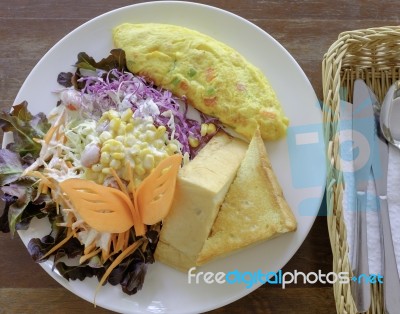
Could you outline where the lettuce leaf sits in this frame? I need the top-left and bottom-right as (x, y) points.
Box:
(1, 178), (36, 236)
(0, 101), (50, 157)
(75, 49), (126, 72)
(0, 149), (23, 185)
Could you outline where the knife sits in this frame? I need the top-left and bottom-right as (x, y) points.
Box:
(351, 79), (374, 313)
(369, 83), (400, 314)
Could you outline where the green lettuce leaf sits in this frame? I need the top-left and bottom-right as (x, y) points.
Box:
(1, 178), (35, 235)
(75, 49), (126, 72)
(0, 149), (23, 185)
(0, 101), (50, 157)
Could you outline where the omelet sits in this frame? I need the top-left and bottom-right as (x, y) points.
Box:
(112, 23), (289, 141)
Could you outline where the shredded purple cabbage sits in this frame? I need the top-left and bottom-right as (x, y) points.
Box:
(77, 69), (219, 158)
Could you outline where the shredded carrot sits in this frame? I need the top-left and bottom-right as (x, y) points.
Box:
(95, 238), (145, 303)
(26, 171), (54, 189)
(80, 247), (102, 264)
(84, 240), (96, 256)
(110, 168), (129, 196)
(41, 231), (74, 260)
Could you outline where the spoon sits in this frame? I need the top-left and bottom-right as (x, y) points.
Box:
(380, 81), (400, 148)
(378, 81), (400, 314)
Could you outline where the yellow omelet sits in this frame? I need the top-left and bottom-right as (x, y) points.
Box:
(112, 23), (289, 141)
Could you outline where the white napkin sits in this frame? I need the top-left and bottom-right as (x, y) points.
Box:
(340, 100), (400, 278)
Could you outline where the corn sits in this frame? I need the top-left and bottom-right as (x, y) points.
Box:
(102, 139), (123, 152)
(139, 142), (148, 149)
(117, 123), (126, 135)
(166, 143), (178, 154)
(207, 123), (217, 135)
(135, 165), (145, 176)
(86, 108), (185, 185)
(102, 167), (111, 174)
(111, 152), (125, 160)
(126, 123), (134, 132)
(110, 118), (121, 133)
(91, 163), (103, 172)
(129, 144), (140, 156)
(143, 154), (155, 170)
(99, 131), (112, 143)
(188, 136), (199, 148)
(145, 130), (155, 141)
(100, 152), (111, 165)
(154, 139), (164, 149)
(124, 135), (136, 147)
(110, 159), (122, 170)
(156, 125), (166, 138)
(121, 108), (133, 122)
(140, 148), (152, 158)
(115, 135), (125, 143)
(200, 123), (208, 137)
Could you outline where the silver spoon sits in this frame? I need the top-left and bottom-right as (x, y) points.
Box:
(377, 81), (400, 314)
(381, 81), (400, 149)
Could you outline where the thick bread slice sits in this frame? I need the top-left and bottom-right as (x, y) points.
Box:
(197, 129), (297, 265)
(154, 131), (248, 271)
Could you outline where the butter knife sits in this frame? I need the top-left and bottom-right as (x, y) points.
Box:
(370, 83), (400, 314)
(351, 79), (374, 313)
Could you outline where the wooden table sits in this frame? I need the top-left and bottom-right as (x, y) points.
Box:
(1, 1), (399, 313)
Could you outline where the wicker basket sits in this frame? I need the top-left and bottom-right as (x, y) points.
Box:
(322, 26), (400, 314)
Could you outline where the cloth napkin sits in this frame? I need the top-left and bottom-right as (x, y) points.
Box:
(340, 100), (400, 278)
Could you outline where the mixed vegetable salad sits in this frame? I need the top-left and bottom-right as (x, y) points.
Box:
(0, 49), (219, 296)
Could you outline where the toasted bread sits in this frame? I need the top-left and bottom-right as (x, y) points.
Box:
(154, 131), (248, 271)
(155, 129), (296, 271)
(196, 129), (297, 265)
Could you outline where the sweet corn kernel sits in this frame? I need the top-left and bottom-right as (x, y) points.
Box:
(156, 125), (166, 138)
(117, 123), (126, 135)
(108, 110), (119, 119)
(102, 139), (123, 152)
(99, 131), (112, 143)
(91, 163), (103, 172)
(100, 152), (111, 165)
(124, 135), (136, 147)
(102, 167), (111, 174)
(110, 159), (122, 169)
(139, 148), (152, 158)
(200, 123), (208, 137)
(146, 124), (157, 132)
(207, 123), (217, 135)
(143, 154), (155, 170)
(139, 142), (148, 149)
(112, 152), (125, 160)
(166, 143), (178, 154)
(129, 144), (140, 156)
(115, 135), (125, 143)
(110, 118), (121, 133)
(188, 136), (199, 148)
(135, 165), (145, 176)
(126, 123), (134, 132)
(145, 130), (155, 141)
(121, 108), (133, 122)
(153, 139), (164, 149)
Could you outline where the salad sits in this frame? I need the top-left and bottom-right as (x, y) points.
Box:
(0, 49), (219, 297)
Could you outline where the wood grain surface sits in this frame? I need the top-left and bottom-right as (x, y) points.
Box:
(1, 1), (400, 313)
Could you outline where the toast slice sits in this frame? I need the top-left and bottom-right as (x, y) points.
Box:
(196, 129), (297, 265)
(154, 131), (248, 271)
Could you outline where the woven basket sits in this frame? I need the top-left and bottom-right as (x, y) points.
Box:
(322, 26), (400, 314)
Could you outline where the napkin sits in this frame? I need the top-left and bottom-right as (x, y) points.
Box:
(340, 100), (400, 278)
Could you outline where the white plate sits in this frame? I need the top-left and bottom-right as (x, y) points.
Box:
(13, 1), (326, 313)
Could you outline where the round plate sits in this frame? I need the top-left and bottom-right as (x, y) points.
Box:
(14, 1), (326, 313)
